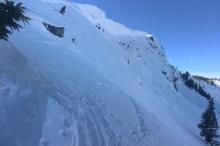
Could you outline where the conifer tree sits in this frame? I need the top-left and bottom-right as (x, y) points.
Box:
(0, 0), (30, 40)
(198, 98), (219, 146)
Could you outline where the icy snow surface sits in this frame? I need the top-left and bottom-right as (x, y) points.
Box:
(0, 0), (219, 146)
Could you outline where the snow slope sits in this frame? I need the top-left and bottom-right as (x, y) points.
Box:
(0, 0), (219, 146)
(215, 80), (220, 87)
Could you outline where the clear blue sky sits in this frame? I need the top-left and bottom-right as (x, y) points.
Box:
(73, 0), (220, 77)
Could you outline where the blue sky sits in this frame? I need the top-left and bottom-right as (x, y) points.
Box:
(73, 0), (220, 77)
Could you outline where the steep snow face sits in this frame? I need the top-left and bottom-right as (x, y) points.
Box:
(0, 41), (49, 146)
(0, 0), (219, 146)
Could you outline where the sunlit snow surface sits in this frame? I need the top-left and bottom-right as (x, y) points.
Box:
(0, 0), (219, 146)
(215, 81), (220, 87)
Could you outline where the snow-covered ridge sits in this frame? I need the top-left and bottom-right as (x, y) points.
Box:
(0, 0), (220, 146)
(75, 3), (147, 36)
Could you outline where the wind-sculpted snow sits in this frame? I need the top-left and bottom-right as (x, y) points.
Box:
(0, 0), (219, 146)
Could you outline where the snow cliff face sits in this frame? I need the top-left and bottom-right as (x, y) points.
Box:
(0, 0), (219, 146)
